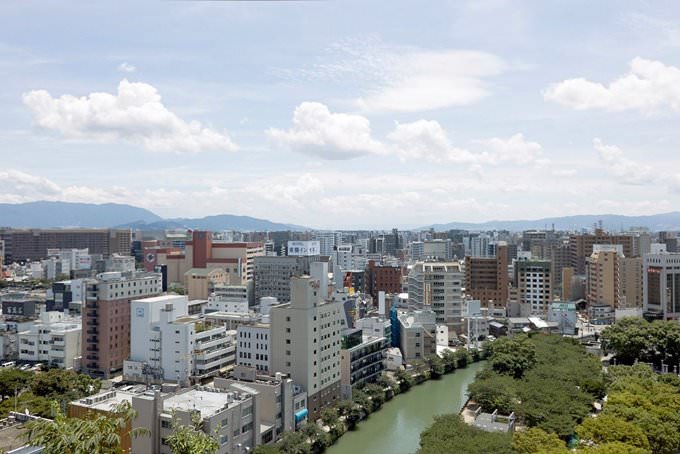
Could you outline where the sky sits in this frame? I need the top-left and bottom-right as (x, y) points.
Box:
(2, 0), (680, 229)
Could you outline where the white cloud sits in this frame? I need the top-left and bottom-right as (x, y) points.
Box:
(387, 122), (544, 166)
(22, 79), (238, 153)
(278, 38), (505, 113)
(475, 133), (545, 165)
(544, 57), (680, 112)
(593, 138), (652, 185)
(552, 169), (577, 177)
(387, 120), (476, 163)
(117, 62), (136, 73)
(357, 50), (504, 113)
(266, 102), (384, 159)
(0, 169), (61, 202)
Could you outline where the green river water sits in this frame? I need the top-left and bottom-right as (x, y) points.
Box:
(326, 360), (485, 454)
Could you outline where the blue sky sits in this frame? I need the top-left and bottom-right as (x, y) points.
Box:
(2, 0), (680, 229)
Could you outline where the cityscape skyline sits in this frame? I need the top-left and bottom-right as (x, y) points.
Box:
(2, 1), (680, 229)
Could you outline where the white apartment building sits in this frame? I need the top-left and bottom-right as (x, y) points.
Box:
(408, 261), (465, 337)
(335, 244), (353, 270)
(105, 254), (136, 273)
(236, 323), (271, 373)
(270, 274), (344, 420)
(207, 284), (250, 314)
(18, 311), (81, 369)
(125, 295), (236, 385)
(644, 251), (680, 320)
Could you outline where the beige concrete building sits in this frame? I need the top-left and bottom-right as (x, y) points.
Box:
(586, 245), (623, 309)
(397, 309), (437, 362)
(269, 274), (343, 420)
(621, 256), (643, 308)
(184, 267), (228, 300)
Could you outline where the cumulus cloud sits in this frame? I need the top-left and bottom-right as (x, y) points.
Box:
(0, 169), (61, 202)
(544, 57), (680, 112)
(266, 102), (385, 159)
(593, 138), (652, 185)
(387, 120), (476, 163)
(22, 79), (238, 153)
(387, 121), (544, 166)
(117, 62), (136, 73)
(475, 133), (545, 165)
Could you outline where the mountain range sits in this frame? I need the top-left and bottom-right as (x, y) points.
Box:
(2, 201), (680, 232)
(0, 201), (305, 231)
(424, 213), (680, 232)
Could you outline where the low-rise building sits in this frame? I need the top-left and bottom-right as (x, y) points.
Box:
(397, 309), (437, 362)
(17, 311), (81, 369)
(216, 368), (308, 444)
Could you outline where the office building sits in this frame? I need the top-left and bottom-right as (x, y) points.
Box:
(514, 260), (553, 316)
(253, 255), (318, 304)
(236, 323), (271, 374)
(644, 251), (680, 320)
(184, 267), (228, 300)
(270, 274), (344, 419)
(464, 243), (509, 307)
(124, 295), (236, 385)
(365, 260), (402, 300)
(408, 261), (465, 337)
(206, 284), (250, 313)
(315, 232), (342, 256)
(81, 271), (163, 378)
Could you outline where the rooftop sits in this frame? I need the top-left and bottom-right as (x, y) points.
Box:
(163, 388), (252, 419)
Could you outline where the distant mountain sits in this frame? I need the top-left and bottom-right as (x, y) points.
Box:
(0, 201), (162, 228)
(117, 214), (306, 232)
(424, 212), (680, 232)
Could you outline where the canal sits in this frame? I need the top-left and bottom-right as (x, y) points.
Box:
(327, 360), (485, 454)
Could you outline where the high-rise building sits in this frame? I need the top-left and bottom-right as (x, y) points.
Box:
(464, 244), (509, 307)
(254, 255), (319, 303)
(408, 261), (465, 336)
(621, 257), (643, 308)
(0, 228), (131, 264)
(365, 260), (402, 300)
(514, 260), (553, 316)
(586, 245), (623, 310)
(644, 251), (680, 320)
(81, 271), (162, 378)
(568, 230), (635, 274)
(270, 275), (344, 420)
(315, 232), (342, 256)
(236, 323), (271, 374)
